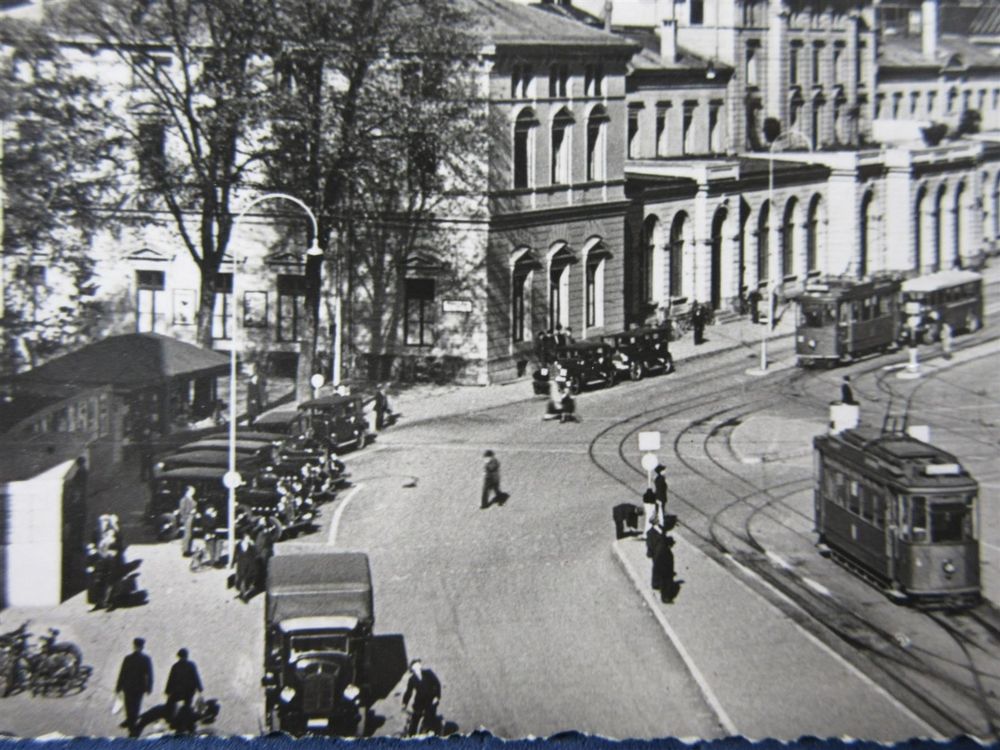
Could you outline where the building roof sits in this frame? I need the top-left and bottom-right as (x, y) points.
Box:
(880, 33), (1000, 70)
(625, 29), (725, 73)
(16, 333), (229, 392)
(461, 0), (637, 50)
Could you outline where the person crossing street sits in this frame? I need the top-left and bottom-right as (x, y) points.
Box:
(115, 637), (153, 737)
(481, 450), (503, 509)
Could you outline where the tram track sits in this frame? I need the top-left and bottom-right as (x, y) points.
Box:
(585, 348), (1000, 739)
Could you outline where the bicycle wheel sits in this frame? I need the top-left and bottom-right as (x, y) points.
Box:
(42, 646), (82, 693)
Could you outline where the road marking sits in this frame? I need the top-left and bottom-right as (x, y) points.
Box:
(327, 483), (363, 547)
(803, 577), (832, 597)
(689, 535), (942, 740)
(613, 543), (738, 737)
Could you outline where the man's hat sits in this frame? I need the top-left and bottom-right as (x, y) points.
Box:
(483, 449), (494, 457)
(134, 637), (145, 648)
(654, 464), (665, 473)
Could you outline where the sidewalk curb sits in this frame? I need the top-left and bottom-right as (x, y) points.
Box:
(610, 539), (738, 738)
(392, 329), (797, 430)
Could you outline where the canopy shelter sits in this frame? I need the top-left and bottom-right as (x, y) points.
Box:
(14, 333), (229, 439)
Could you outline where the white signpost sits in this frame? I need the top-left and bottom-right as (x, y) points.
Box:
(638, 432), (661, 488)
(310, 373), (325, 399)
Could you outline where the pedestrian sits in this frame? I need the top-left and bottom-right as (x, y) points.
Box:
(748, 287), (761, 324)
(165, 648), (203, 732)
(374, 384), (389, 430)
(116, 637), (154, 737)
(653, 464), (668, 519)
(253, 516), (280, 590)
(178, 486), (197, 557)
(234, 532), (256, 601)
(692, 301), (706, 345)
(544, 378), (562, 421)
(553, 324), (567, 348)
(840, 375), (856, 406)
(481, 450), (502, 509)
(652, 534), (678, 603)
(560, 385), (577, 423)
(942, 321), (953, 360)
(564, 326), (575, 344)
(612, 503), (644, 539)
(646, 516), (665, 562)
(402, 659), (441, 736)
(84, 543), (104, 609)
(246, 363), (263, 425)
(641, 487), (659, 538)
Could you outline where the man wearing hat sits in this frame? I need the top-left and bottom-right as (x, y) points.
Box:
(165, 648), (203, 730)
(116, 637), (153, 737)
(654, 464), (668, 518)
(481, 450), (502, 509)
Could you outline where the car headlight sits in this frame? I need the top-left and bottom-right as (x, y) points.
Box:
(808, 339), (817, 349)
(155, 462), (165, 471)
(343, 684), (360, 701)
(942, 559), (956, 577)
(280, 686), (296, 703)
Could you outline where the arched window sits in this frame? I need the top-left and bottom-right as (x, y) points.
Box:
(513, 109), (537, 189)
(551, 108), (574, 185)
(642, 216), (659, 302)
(914, 187), (927, 272)
(511, 248), (540, 344)
(859, 190), (874, 277)
(549, 243), (574, 330)
(710, 207), (727, 310)
(587, 106), (608, 182)
(669, 213), (688, 298)
(781, 197), (798, 279)
(933, 185), (946, 272)
(584, 238), (610, 330)
(806, 195), (822, 272)
(757, 201), (770, 284)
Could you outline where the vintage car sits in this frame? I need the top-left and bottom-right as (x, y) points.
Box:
(148, 466), (313, 541)
(532, 340), (617, 395)
(297, 395), (369, 452)
(152, 448), (268, 478)
(602, 326), (675, 381)
(263, 550), (374, 736)
(170, 438), (276, 460)
(206, 430), (288, 444)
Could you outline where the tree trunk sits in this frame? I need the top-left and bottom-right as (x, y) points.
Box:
(196, 281), (216, 349)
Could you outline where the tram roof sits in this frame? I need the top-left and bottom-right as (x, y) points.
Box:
(901, 270), (983, 293)
(818, 428), (977, 488)
(800, 275), (901, 301)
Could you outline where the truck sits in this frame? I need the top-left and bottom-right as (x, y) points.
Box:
(262, 549), (374, 735)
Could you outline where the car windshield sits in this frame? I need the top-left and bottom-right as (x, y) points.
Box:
(290, 634), (349, 653)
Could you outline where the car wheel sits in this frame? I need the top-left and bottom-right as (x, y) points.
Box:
(663, 354), (674, 374)
(568, 377), (581, 395)
(628, 361), (643, 381)
(605, 369), (615, 389)
(966, 313), (981, 333)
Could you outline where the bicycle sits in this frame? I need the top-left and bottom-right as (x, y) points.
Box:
(0, 623), (87, 697)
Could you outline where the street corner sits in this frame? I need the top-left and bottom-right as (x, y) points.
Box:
(729, 415), (825, 467)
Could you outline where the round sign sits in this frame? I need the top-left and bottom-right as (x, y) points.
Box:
(222, 470), (243, 489)
(310, 373), (325, 390)
(640, 453), (660, 472)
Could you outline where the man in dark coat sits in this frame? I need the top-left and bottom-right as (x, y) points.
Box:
(612, 503), (644, 539)
(840, 375), (856, 406)
(481, 450), (502, 509)
(692, 301), (706, 345)
(165, 648), (203, 730)
(654, 464), (668, 516)
(402, 659), (441, 736)
(116, 638), (154, 737)
(373, 385), (389, 430)
(653, 535), (677, 602)
(748, 288), (762, 324)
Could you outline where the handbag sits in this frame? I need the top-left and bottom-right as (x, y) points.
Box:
(111, 695), (123, 716)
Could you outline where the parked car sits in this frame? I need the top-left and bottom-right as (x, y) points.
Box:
(152, 449), (268, 478)
(297, 395), (369, 452)
(532, 340), (616, 395)
(603, 326), (674, 381)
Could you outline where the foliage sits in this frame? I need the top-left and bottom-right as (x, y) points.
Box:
(0, 18), (124, 374)
(259, 0), (488, 366)
(61, 0), (274, 346)
(921, 122), (949, 147)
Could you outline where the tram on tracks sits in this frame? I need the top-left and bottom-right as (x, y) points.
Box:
(814, 427), (981, 608)
(901, 269), (984, 344)
(795, 276), (902, 366)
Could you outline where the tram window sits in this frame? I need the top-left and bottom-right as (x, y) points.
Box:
(911, 496), (928, 542)
(802, 305), (830, 327)
(873, 494), (885, 529)
(930, 502), (968, 542)
(861, 487), (875, 523)
(848, 480), (860, 514)
(874, 296), (886, 317)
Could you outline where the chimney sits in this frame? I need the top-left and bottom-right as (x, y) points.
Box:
(921, 0), (938, 61)
(661, 18), (678, 63)
(604, 0), (613, 32)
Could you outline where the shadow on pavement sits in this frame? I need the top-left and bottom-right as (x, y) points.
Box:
(367, 633), (408, 702)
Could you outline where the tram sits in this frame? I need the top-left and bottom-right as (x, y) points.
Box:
(813, 427), (980, 607)
(901, 269), (984, 343)
(795, 276), (902, 366)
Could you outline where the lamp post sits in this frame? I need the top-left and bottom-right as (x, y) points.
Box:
(225, 193), (321, 564)
(760, 127), (812, 372)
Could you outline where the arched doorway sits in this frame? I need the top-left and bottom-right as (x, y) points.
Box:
(914, 186), (927, 272)
(781, 197), (799, 279)
(933, 185), (946, 272)
(806, 194), (823, 273)
(710, 207), (727, 310)
(859, 190), (874, 277)
(668, 212), (689, 299)
(756, 201), (770, 284)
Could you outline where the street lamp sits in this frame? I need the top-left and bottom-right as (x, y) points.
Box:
(226, 193), (320, 564)
(759, 127), (813, 373)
